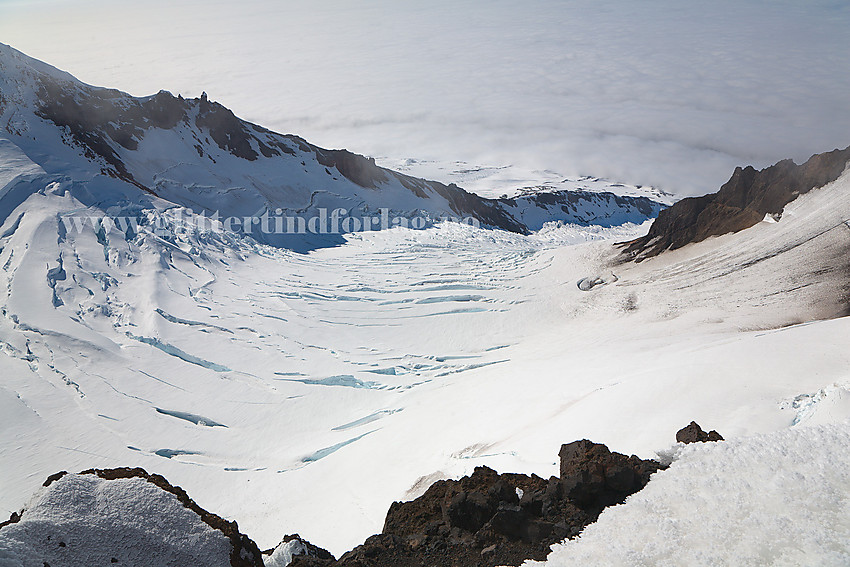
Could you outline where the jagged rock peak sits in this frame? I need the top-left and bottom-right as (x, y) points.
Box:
(620, 145), (850, 261)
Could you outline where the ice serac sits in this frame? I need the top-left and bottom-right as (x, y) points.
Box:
(0, 467), (264, 567)
(620, 145), (850, 261)
(0, 42), (662, 250)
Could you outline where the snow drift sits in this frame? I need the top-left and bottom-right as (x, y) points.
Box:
(0, 468), (263, 567)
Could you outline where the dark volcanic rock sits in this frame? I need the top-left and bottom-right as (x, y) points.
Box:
(676, 421), (724, 444)
(558, 440), (662, 511)
(299, 442), (665, 567)
(315, 148), (389, 188)
(0, 511), (19, 529)
(196, 94), (260, 161)
(621, 146), (850, 261)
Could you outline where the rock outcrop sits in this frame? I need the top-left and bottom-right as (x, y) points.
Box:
(676, 421), (724, 444)
(290, 441), (665, 567)
(620, 146), (850, 261)
(265, 534), (336, 566)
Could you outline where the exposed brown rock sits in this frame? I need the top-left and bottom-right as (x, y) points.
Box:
(676, 422), (724, 444)
(294, 441), (665, 567)
(314, 148), (389, 188)
(558, 439), (662, 510)
(620, 146), (850, 261)
(42, 471), (69, 487)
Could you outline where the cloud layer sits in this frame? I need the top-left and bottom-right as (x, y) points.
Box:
(2, 0), (849, 196)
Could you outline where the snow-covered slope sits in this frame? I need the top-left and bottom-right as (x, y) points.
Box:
(525, 422), (850, 567)
(382, 156), (675, 203)
(0, 42), (662, 252)
(0, 468), (263, 567)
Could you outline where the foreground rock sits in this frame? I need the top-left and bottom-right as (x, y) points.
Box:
(1, 428), (716, 567)
(0, 467), (263, 567)
(291, 441), (665, 567)
(620, 145), (850, 261)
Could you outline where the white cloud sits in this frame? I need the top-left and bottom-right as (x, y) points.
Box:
(1, 0), (849, 196)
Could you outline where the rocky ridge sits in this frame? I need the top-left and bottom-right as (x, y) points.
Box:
(620, 146), (850, 261)
(297, 441), (663, 567)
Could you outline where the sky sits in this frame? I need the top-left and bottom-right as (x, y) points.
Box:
(1, 0), (849, 197)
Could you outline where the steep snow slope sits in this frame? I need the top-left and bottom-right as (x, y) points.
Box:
(525, 422), (850, 567)
(0, 42), (662, 252)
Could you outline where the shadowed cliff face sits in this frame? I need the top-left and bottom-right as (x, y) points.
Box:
(620, 146), (850, 261)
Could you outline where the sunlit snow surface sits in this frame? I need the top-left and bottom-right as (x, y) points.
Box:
(1, 137), (850, 556)
(525, 422), (850, 567)
(379, 157), (676, 202)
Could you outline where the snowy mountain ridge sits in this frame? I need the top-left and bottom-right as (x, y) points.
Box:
(0, 42), (663, 252)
